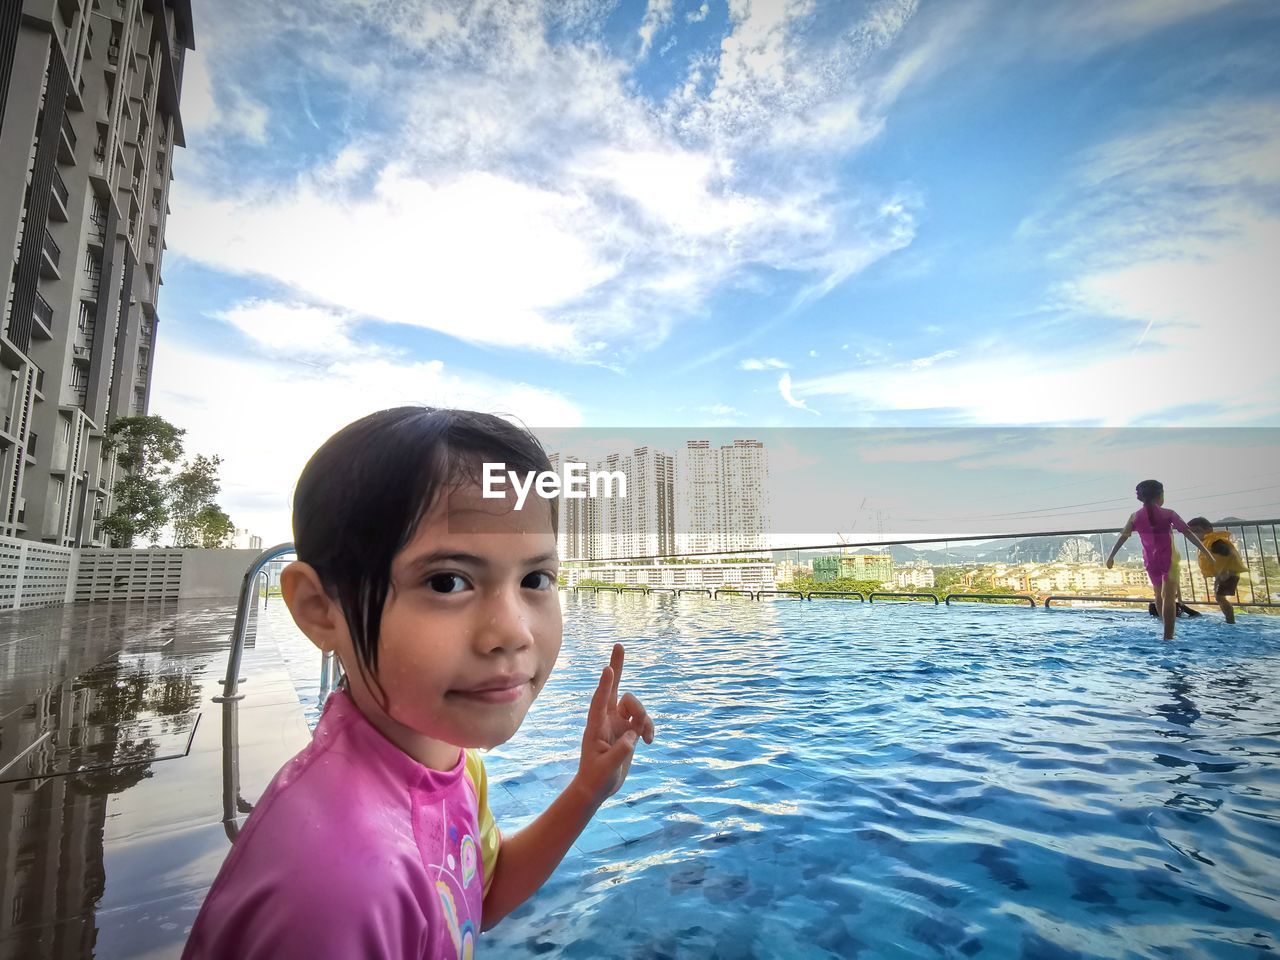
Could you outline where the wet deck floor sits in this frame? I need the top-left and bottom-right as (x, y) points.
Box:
(0, 598), (311, 959)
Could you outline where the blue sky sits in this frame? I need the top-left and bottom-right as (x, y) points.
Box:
(152, 0), (1280, 541)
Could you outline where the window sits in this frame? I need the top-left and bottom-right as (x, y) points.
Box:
(61, 417), (72, 444)
(70, 366), (87, 389)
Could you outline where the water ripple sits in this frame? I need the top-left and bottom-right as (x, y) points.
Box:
(265, 594), (1280, 958)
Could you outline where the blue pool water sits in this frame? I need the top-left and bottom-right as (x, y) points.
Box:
(264, 594), (1280, 958)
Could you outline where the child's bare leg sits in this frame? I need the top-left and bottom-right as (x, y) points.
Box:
(1160, 579), (1177, 640)
(1216, 585), (1235, 624)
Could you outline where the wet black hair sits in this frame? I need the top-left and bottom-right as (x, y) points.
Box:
(1135, 479), (1163, 528)
(292, 406), (556, 678)
(1188, 516), (1212, 529)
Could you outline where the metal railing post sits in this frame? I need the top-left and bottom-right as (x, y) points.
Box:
(213, 542), (295, 703)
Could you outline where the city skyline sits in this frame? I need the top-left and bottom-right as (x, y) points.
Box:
(550, 437), (769, 560)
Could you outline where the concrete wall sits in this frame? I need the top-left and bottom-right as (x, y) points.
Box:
(177, 548), (263, 599)
(0, 543), (272, 609)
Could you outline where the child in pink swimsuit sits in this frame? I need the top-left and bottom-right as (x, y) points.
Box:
(183, 408), (655, 959)
(1106, 479), (1214, 641)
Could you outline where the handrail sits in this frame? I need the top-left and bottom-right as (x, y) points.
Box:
(1044, 595), (1152, 609)
(560, 517), (1280, 563)
(869, 592), (939, 604)
(756, 589), (805, 599)
(806, 591), (864, 600)
(677, 588), (712, 597)
(214, 542), (295, 702)
(646, 586), (676, 594)
(945, 593), (1035, 607)
(713, 588), (754, 599)
(619, 586), (647, 594)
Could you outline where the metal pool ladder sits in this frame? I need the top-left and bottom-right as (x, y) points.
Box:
(214, 542), (297, 702)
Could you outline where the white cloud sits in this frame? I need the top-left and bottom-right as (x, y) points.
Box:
(166, 0), (921, 364)
(639, 0), (675, 57)
(668, 0), (913, 151)
(149, 340), (583, 543)
(687, 3), (710, 23)
(808, 349), (818, 357)
(907, 349), (956, 370)
(181, 47), (269, 143)
(793, 97), (1280, 427)
(704, 403), (743, 417)
(217, 300), (366, 358)
(169, 169), (619, 359)
(874, 0), (1244, 105)
(740, 357), (789, 370)
(778, 371), (818, 415)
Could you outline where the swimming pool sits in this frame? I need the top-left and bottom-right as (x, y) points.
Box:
(263, 594), (1280, 958)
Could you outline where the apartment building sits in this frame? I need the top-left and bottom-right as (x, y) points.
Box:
(0, 0), (193, 545)
(675, 438), (770, 556)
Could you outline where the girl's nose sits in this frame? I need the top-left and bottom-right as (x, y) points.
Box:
(475, 587), (534, 653)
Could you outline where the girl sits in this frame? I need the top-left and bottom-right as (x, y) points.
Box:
(184, 407), (655, 959)
(1106, 479), (1214, 641)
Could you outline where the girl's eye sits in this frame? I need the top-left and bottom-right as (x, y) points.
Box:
(522, 571), (555, 590)
(427, 573), (469, 594)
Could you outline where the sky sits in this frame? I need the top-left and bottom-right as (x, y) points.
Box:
(151, 0), (1280, 544)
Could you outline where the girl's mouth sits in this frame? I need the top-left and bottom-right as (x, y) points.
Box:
(450, 676), (533, 704)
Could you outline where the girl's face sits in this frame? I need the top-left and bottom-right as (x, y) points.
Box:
(342, 481), (562, 766)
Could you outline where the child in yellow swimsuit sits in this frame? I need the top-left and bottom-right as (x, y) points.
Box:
(1187, 518), (1246, 623)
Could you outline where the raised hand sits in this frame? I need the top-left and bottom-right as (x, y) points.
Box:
(574, 643), (655, 807)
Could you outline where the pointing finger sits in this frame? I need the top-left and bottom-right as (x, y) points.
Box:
(588, 665), (613, 733)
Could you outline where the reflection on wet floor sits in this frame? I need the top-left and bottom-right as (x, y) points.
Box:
(0, 598), (310, 960)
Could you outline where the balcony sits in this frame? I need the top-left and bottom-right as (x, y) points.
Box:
(72, 343), (92, 363)
(32, 364), (45, 394)
(58, 114), (77, 164)
(39, 230), (61, 278)
(32, 292), (54, 340)
(49, 169), (70, 221)
(107, 43), (120, 68)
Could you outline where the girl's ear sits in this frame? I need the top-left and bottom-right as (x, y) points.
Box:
(281, 561), (345, 653)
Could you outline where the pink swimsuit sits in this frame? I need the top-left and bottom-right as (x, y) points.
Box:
(183, 687), (500, 959)
(1133, 505), (1193, 587)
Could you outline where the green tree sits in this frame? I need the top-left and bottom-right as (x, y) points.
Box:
(99, 473), (168, 546)
(99, 416), (186, 546)
(193, 504), (236, 548)
(169, 454), (224, 547)
(933, 566), (966, 590)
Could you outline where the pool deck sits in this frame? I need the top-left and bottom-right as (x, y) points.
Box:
(0, 598), (311, 960)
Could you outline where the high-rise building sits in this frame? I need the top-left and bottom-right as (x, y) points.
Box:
(675, 440), (718, 555)
(548, 446), (675, 560)
(718, 439), (768, 553)
(547, 452), (591, 561)
(676, 438), (769, 555)
(591, 446), (673, 560)
(1, 0), (194, 546)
